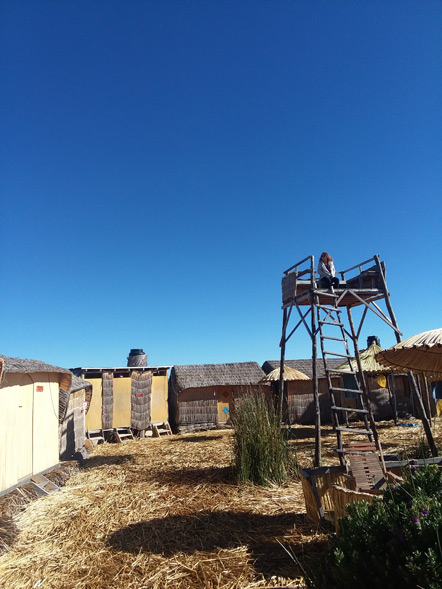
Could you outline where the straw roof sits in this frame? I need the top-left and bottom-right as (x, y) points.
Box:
(337, 341), (397, 374)
(0, 354), (72, 391)
(260, 365), (310, 382)
(170, 362), (267, 393)
(376, 328), (442, 374)
(59, 374), (93, 423)
(262, 359), (342, 380)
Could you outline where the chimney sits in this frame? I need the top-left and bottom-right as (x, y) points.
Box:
(127, 349), (148, 367)
(367, 335), (380, 348)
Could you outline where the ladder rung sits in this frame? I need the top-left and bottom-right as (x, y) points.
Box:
(321, 335), (345, 342)
(314, 290), (338, 298)
(330, 386), (362, 394)
(328, 368), (357, 374)
(323, 350), (352, 358)
(317, 305), (341, 312)
(319, 320), (344, 327)
(335, 427), (373, 435)
(335, 448), (375, 454)
(331, 406), (368, 414)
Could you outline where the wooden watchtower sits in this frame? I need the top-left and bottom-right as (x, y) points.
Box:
(279, 254), (436, 467)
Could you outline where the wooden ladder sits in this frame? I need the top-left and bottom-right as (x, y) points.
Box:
(113, 427), (135, 442)
(30, 474), (59, 496)
(151, 422), (173, 437)
(315, 289), (381, 466)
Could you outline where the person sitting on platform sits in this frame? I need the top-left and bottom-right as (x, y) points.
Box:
(317, 252), (340, 289)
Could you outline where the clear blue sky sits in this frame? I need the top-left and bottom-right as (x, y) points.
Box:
(1, 0), (441, 369)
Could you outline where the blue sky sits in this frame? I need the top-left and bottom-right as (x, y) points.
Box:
(1, 0), (441, 369)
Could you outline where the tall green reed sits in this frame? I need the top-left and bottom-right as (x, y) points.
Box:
(231, 390), (293, 486)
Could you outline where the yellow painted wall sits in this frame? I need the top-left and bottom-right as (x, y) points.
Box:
(85, 378), (103, 430)
(17, 382), (33, 481)
(0, 372), (60, 494)
(113, 376), (131, 427)
(0, 375), (22, 491)
(85, 372), (169, 431)
(151, 375), (168, 423)
(33, 375), (59, 475)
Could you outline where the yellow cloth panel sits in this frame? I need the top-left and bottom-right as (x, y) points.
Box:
(85, 378), (103, 430)
(151, 375), (168, 423)
(113, 376), (131, 427)
(437, 399), (442, 417)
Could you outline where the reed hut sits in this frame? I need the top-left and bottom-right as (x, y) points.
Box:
(262, 359), (342, 424)
(59, 374), (92, 460)
(0, 354), (72, 495)
(338, 339), (416, 420)
(73, 362), (170, 439)
(169, 362), (269, 433)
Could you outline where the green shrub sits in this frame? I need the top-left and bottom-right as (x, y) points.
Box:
(231, 390), (293, 486)
(326, 464), (442, 588)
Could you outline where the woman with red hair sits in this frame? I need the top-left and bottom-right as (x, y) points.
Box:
(317, 252), (340, 289)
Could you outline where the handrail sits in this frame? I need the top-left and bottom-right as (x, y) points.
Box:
(284, 254), (382, 281)
(283, 255), (314, 276)
(339, 256), (376, 277)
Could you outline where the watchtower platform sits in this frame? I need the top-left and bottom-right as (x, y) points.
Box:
(282, 256), (388, 309)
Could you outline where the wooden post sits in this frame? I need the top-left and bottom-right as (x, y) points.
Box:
(278, 307), (287, 421)
(409, 372), (437, 456)
(311, 255), (321, 467)
(387, 374), (398, 424)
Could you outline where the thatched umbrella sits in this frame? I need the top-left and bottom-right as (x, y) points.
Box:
(376, 329), (441, 457)
(260, 365), (310, 383)
(376, 328), (442, 374)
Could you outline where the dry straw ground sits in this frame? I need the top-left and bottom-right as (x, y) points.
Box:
(0, 419), (440, 589)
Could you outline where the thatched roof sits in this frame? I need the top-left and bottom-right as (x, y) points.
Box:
(170, 362), (267, 393)
(262, 359), (343, 380)
(338, 341), (396, 374)
(260, 365), (310, 382)
(59, 374), (93, 423)
(376, 328), (442, 374)
(0, 355), (72, 391)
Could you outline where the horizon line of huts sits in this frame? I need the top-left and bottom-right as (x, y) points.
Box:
(0, 346), (434, 496)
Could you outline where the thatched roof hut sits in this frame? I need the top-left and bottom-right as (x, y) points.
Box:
(337, 341), (419, 420)
(0, 355), (72, 390)
(262, 358), (343, 380)
(260, 365), (310, 382)
(169, 362), (268, 433)
(73, 364), (170, 438)
(337, 341), (395, 374)
(172, 362), (266, 391)
(0, 354), (73, 494)
(262, 359), (343, 425)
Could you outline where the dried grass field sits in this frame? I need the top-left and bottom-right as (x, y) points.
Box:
(0, 419), (440, 589)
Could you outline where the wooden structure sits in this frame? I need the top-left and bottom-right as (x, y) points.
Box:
(0, 354), (72, 495)
(262, 359), (342, 424)
(337, 340), (416, 422)
(59, 374), (93, 459)
(168, 362), (269, 433)
(73, 364), (170, 440)
(280, 254), (435, 468)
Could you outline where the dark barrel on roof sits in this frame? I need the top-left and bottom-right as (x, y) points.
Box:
(127, 349), (148, 367)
